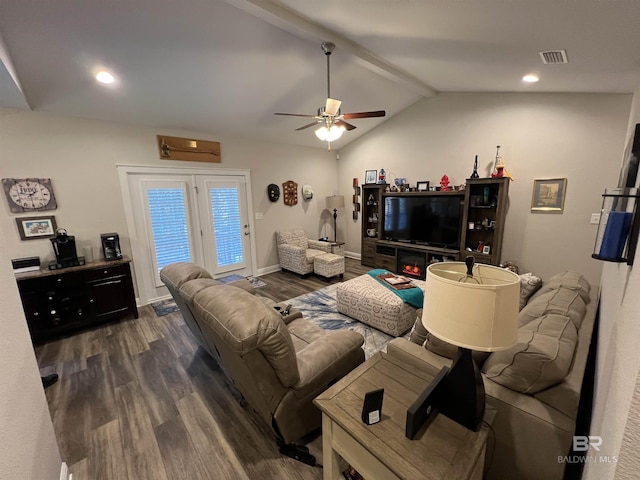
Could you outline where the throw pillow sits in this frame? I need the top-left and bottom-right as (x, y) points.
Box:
(519, 272), (542, 310)
(482, 313), (578, 394)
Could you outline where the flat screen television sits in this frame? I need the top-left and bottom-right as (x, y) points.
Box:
(383, 195), (462, 249)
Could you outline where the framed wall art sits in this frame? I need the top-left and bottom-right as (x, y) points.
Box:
(16, 215), (57, 241)
(365, 170), (377, 184)
(531, 178), (567, 213)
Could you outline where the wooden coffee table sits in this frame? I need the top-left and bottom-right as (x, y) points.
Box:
(314, 352), (495, 480)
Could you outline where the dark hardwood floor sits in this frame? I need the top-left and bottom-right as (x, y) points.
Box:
(35, 258), (369, 480)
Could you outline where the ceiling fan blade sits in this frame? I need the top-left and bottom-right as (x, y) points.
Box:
(342, 110), (386, 119)
(335, 120), (357, 131)
(274, 112), (317, 118)
(325, 98), (341, 116)
(295, 121), (322, 131)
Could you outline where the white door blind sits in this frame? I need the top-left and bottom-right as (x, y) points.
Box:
(147, 188), (192, 272)
(209, 187), (243, 267)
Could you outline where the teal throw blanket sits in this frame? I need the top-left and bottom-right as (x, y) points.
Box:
(367, 269), (424, 309)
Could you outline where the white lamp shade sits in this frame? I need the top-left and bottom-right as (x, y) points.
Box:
(422, 262), (520, 351)
(315, 124), (345, 142)
(326, 195), (345, 209)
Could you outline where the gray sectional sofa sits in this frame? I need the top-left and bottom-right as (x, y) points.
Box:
(386, 271), (597, 480)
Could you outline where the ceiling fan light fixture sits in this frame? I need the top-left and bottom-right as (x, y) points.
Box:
(315, 124), (345, 142)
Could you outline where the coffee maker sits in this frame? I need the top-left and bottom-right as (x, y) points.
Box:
(101, 233), (122, 260)
(49, 228), (83, 269)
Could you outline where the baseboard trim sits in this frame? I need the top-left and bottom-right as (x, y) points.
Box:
(256, 264), (282, 276)
(345, 251), (361, 260)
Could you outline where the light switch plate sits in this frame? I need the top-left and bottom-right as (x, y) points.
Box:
(255, 212), (264, 220)
(590, 213), (601, 224)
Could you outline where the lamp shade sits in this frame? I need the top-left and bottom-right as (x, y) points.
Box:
(422, 262), (519, 352)
(326, 195), (345, 209)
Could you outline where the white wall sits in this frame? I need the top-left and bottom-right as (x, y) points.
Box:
(0, 108), (340, 295)
(337, 92), (631, 287)
(585, 86), (640, 479)
(0, 229), (61, 479)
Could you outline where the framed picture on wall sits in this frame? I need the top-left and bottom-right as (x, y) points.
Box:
(365, 170), (377, 184)
(531, 178), (567, 213)
(16, 215), (57, 241)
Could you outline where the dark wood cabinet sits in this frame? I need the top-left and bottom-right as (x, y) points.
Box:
(15, 257), (138, 343)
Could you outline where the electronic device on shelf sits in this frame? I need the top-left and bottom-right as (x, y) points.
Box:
(101, 233), (123, 260)
(49, 229), (82, 269)
(12, 256), (41, 273)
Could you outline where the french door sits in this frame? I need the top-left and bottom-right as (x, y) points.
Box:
(118, 166), (256, 303)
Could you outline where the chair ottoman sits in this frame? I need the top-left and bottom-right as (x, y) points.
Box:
(336, 274), (425, 337)
(314, 253), (345, 279)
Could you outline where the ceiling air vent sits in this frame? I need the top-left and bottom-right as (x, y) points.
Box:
(539, 50), (568, 64)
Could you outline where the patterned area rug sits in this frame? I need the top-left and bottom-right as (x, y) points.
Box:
(285, 284), (410, 358)
(219, 274), (267, 288)
(152, 283), (407, 355)
(151, 298), (180, 317)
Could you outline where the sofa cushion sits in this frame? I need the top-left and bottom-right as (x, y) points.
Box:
(192, 285), (300, 387)
(532, 271), (590, 304)
(482, 313), (578, 394)
(518, 273), (542, 310)
(519, 287), (587, 330)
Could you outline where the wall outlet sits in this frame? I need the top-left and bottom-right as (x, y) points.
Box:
(590, 213), (601, 224)
(255, 212), (264, 220)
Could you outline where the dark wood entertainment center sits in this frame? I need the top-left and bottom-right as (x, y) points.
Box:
(361, 178), (509, 277)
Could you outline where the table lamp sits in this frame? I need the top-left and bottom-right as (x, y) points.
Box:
(326, 195), (345, 242)
(409, 258), (519, 434)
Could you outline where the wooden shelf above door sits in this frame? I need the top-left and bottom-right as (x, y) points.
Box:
(156, 135), (221, 163)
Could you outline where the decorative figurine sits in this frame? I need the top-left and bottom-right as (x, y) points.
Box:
(378, 169), (387, 184)
(491, 145), (514, 180)
(470, 155), (480, 179)
(440, 174), (450, 191)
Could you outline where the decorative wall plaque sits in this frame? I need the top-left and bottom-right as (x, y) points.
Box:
(283, 180), (298, 206)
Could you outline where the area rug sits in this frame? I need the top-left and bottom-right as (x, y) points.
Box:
(285, 284), (410, 358)
(151, 298), (180, 317)
(219, 274), (267, 288)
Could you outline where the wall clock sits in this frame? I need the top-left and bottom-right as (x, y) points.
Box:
(2, 178), (58, 213)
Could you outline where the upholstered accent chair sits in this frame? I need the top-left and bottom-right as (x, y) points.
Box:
(276, 229), (331, 275)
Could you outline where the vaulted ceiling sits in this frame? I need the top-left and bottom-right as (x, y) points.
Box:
(1, 0), (639, 149)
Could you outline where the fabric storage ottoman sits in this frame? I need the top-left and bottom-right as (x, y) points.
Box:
(336, 274), (424, 337)
(314, 253), (345, 279)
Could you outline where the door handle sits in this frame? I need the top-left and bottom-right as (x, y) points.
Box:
(244, 224), (250, 236)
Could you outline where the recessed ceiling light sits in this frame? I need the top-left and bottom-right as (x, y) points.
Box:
(95, 71), (115, 84)
(522, 74), (539, 83)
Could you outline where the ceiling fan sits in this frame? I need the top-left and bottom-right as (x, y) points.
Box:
(274, 42), (386, 150)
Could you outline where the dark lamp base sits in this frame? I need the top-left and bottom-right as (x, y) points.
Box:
(405, 347), (485, 438)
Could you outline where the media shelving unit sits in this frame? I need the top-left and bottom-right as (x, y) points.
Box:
(360, 178), (509, 274)
(460, 177), (509, 266)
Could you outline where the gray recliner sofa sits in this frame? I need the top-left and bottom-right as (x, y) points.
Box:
(160, 262), (365, 459)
